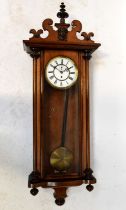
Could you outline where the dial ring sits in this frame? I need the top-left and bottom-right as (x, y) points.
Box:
(45, 56), (78, 89)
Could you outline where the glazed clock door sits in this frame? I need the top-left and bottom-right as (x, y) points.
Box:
(42, 50), (81, 179)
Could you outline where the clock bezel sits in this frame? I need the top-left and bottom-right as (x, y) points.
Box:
(45, 56), (78, 90)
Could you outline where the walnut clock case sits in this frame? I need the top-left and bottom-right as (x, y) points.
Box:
(23, 2), (101, 206)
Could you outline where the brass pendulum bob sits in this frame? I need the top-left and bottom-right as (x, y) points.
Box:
(50, 89), (73, 171)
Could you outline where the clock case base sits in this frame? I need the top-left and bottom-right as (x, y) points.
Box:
(28, 168), (96, 205)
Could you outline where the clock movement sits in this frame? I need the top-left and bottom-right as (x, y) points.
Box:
(23, 2), (101, 205)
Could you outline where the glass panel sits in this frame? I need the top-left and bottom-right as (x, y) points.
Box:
(43, 80), (80, 178)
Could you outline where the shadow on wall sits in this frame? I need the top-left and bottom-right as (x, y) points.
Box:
(0, 96), (33, 176)
(88, 52), (102, 168)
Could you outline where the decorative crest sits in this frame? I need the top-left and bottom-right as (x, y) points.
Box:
(27, 2), (100, 46)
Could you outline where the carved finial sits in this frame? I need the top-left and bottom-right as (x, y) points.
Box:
(55, 3), (70, 41)
(57, 2), (69, 23)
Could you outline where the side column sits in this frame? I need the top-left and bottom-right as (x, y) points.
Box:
(83, 50), (96, 191)
(28, 49), (41, 195)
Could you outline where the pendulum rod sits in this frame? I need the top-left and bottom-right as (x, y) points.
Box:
(61, 89), (69, 147)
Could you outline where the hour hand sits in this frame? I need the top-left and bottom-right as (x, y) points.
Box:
(55, 66), (63, 73)
(65, 66), (73, 72)
(55, 66), (60, 71)
(59, 71), (63, 74)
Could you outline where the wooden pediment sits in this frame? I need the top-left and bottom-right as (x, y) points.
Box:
(23, 2), (101, 56)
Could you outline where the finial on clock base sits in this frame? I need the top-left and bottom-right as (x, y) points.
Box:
(30, 188), (39, 196)
(86, 184), (94, 192)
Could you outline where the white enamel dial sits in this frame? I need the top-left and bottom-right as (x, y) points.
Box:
(45, 56), (78, 89)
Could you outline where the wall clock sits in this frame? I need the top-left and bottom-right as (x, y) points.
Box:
(23, 2), (101, 206)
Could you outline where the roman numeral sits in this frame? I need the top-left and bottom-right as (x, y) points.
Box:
(50, 64), (55, 68)
(49, 75), (54, 80)
(68, 66), (73, 70)
(48, 71), (54, 73)
(60, 81), (62, 86)
(55, 61), (58, 65)
(66, 81), (69, 84)
(61, 59), (63, 65)
(69, 76), (73, 80)
(54, 79), (57, 84)
(66, 61), (69, 66)
(70, 72), (75, 74)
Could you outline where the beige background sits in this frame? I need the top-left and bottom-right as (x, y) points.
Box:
(0, 0), (126, 209)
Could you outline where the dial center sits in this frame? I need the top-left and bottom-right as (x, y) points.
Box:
(54, 65), (69, 81)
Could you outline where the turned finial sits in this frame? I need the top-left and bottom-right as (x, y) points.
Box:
(57, 2), (69, 23)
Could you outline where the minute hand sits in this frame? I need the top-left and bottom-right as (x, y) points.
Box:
(64, 66), (73, 72)
(55, 66), (60, 71)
